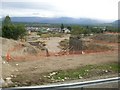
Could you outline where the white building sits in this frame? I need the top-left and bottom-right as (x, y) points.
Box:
(63, 28), (71, 33)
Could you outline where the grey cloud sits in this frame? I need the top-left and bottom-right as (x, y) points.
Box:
(2, 2), (59, 11)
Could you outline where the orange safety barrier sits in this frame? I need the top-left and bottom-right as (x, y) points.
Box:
(6, 53), (11, 61)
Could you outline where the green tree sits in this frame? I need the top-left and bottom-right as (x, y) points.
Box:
(2, 16), (15, 39)
(67, 26), (72, 31)
(3, 16), (12, 25)
(61, 23), (64, 30)
(60, 23), (64, 33)
(2, 16), (26, 40)
(17, 24), (26, 39)
(71, 26), (92, 36)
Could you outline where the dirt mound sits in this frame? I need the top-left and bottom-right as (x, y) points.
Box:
(1, 37), (42, 60)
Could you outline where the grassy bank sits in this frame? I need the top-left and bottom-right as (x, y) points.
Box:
(10, 63), (119, 87)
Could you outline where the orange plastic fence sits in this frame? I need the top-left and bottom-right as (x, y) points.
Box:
(6, 46), (114, 62)
(6, 53), (11, 61)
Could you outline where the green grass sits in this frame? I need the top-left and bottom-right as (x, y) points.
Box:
(44, 63), (119, 82)
(53, 65), (93, 80)
(10, 63), (119, 87)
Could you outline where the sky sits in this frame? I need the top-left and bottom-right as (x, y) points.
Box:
(0, 0), (119, 21)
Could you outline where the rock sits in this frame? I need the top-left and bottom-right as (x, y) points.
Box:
(47, 76), (51, 78)
(6, 77), (11, 80)
(5, 77), (13, 84)
(43, 76), (47, 78)
(10, 75), (14, 78)
(105, 70), (108, 73)
(79, 75), (83, 79)
(49, 72), (57, 76)
(61, 79), (65, 81)
(2, 61), (6, 64)
(85, 70), (89, 72)
(64, 77), (69, 80)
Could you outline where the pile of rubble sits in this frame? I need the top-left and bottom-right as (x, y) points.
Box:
(1, 37), (43, 61)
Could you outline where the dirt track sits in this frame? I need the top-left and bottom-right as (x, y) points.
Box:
(7, 50), (118, 76)
(39, 35), (69, 52)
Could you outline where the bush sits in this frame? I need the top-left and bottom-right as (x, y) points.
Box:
(59, 39), (69, 50)
(71, 26), (91, 35)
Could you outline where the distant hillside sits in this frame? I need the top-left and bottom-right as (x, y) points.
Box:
(112, 20), (120, 27)
(0, 18), (2, 21)
(3, 17), (110, 25)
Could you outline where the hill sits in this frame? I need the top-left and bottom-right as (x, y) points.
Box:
(112, 20), (120, 27)
(7, 17), (110, 25)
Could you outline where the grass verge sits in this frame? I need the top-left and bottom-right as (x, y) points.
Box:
(9, 63), (119, 87)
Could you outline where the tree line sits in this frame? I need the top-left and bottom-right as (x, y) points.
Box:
(61, 24), (118, 36)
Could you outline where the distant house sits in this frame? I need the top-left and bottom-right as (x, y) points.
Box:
(46, 28), (61, 32)
(63, 28), (71, 33)
(26, 26), (40, 32)
(39, 28), (48, 33)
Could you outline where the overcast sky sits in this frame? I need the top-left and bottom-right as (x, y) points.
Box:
(1, 0), (119, 21)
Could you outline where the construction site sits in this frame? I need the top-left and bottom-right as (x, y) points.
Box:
(0, 31), (119, 87)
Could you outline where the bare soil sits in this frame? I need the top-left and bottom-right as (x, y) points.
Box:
(2, 50), (118, 87)
(7, 51), (118, 75)
(0, 33), (119, 87)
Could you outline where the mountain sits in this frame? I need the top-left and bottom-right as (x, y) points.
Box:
(2, 17), (111, 25)
(112, 20), (120, 27)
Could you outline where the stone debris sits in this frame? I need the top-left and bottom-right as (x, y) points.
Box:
(10, 74), (16, 78)
(47, 76), (51, 78)
(85, 70), (89, 72)
(2, 61), (6, 64)
(105, 70), (108, 73)
(10, 75), (14, 78)
(43, 76), (47, 78)
(64, 77), (68, 80)
(61, 79), (65, 81)
(5, 77), (13, 84)
(102, 70), (109, 73)
(78, 75), (83, 79)
(49, 72), (57, 76)
(0, 78), (5, 85)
